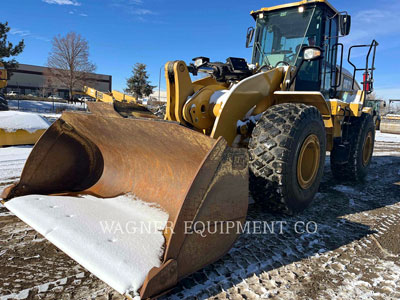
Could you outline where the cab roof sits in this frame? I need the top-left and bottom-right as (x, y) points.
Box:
(250, 0), (338, 19)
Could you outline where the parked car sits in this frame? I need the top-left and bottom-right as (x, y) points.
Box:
(48, 95), (62, 100)
(6, 91), (17, 96)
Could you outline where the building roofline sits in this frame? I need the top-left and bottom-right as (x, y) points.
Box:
(16, 63), (112, 78)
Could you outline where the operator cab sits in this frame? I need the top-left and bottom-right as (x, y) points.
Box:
(250, 1), (341, 96)
(248, 0), (376, 101)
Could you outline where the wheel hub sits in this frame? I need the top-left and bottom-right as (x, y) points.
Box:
(297, 134), (321, 190)
(362, 131), (373, 166)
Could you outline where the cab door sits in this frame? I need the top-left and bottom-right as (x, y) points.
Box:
(321, 13), (339, 97)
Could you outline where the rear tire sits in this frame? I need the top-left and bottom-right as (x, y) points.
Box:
(248, 103), (326, 214)
(330, 113), (375, 181)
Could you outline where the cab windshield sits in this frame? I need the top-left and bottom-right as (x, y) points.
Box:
(252, 6), (323, 68)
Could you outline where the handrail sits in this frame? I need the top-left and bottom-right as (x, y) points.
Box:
(347, 40), (379, 93)
(331, 43), (343, 89)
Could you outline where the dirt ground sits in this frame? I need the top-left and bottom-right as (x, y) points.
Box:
(1, 132), (400, 300)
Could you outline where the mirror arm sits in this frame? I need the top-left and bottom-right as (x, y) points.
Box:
(287, 60), (305, 90)
(287, 47), (323, 90)
(246, 27), (255, 48)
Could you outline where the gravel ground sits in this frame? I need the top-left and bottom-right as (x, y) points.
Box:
(1, 132), (400, 300)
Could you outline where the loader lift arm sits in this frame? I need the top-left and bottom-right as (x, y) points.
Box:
(74, 86), (156, 118)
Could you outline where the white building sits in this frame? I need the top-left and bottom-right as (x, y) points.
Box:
(149, 90), (167, 102)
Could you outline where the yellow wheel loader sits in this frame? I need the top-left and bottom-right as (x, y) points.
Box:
(2, 0), (378, 298)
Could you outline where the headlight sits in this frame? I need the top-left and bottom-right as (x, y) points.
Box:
(192, 56), (210, 67)
(304, 48), (321, 60)
(194, 58), (204, 67)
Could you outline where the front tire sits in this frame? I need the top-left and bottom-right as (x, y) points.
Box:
(248, 103), (326, 214)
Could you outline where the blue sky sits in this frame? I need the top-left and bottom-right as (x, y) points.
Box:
(3, 0), (400, 99)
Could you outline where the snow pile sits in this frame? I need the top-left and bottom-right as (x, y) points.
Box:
(209, 90), (228, 104)
(375, 131), (400, 143)
(0, 111), (49, 133)
(7, 99), (86, 112)
(5, 194), (169, 296)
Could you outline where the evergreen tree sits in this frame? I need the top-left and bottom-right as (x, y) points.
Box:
(0, 22), (25, 78)
(126, 63), (155, 99)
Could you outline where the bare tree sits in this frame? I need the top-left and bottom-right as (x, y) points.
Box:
(40, 69), (57, 98)
(38, 86), (47, 98)
(47, 32), (96, 100)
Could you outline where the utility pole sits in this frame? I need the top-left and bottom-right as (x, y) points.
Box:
(17, 82), (19, 110)
(158, 65), (162, 102)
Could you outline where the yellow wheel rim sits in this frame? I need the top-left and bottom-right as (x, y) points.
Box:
(297, 134), (321, 190)
(362, 131), (373, 166)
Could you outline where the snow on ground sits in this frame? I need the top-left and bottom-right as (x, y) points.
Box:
(5, 194), (169, 297)
(0, 274), (84, 300)
(7, 99), (86, 113)
(38, 113), (61, 119)
(375, 131), (400, 143)
(373, 131), (400, 157)
(4, 99), (83, 128)
(0, 146), (32, 193)
(0, 111), (49, 133)
(0, 128), (400, 300)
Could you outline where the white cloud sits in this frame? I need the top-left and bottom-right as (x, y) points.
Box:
(68, 9), (88, 17)
(42, 0), (81, 6)
(10, 28), (50, 42)
(32, 35), (51, 42)
(132, 8), (153, 15)
(10, 29), (31, 37)
(109, 0), (157, 20)
(111, 0), (143, 6)
(342, 3), (400, 46)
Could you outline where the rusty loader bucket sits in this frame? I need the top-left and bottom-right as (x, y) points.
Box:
(2, 111), (248, 299)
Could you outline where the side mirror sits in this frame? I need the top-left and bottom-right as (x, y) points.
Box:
(339, 14), (351, 36)
(303, 47), (323, 61)
(246, 27), (255, 48)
